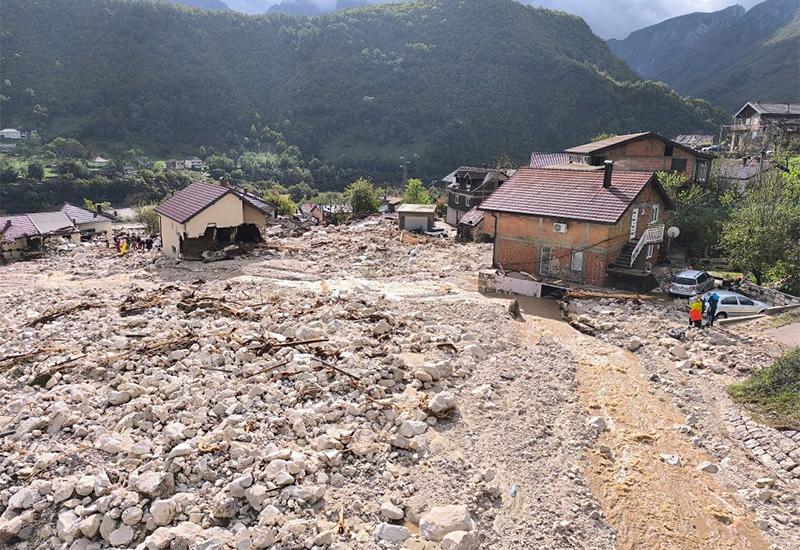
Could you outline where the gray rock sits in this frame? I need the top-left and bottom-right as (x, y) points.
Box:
(419, 505), (475, 541)
(587, 416), (607, 432)
(441, 530), (479, 550)
(109, 525), (135, 547)
(8, 487), (41, 510)
(698, 461), (719, 474)
(429, 392), (457, 415)
(374, 522), (410, 543)
(380, 502), (404, 521)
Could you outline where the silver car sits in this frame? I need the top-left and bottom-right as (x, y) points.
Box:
(668, 270), (715, 298)
(704, 290), (768, 320)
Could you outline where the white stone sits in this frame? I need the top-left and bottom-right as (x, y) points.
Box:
(659, 454), (681, 466)
(95, 433), (133, 454)
(121, 506), (144, 526)
(419, 505), (475, 541)
(429, 392), (457, 414)
(8, 487), (41, 510)
(755, 478), (775, 488)
(374, 522), (410, 543)
(150, 498), (176, 526)
(399, 420), (428, 438)
(587, 416), (607, 431)
(464, 344), (488, 360)
(131, 472), (171, 498)
(53, 480), (75, 503)
(57, 510), (81, 542)
(109, 525), (135, 546)
(373, 319), (391, 335)
(245, 485), (269, 511)
(258, 505), (282, 526)
(380, 502), (404, 520)
(78, 514), (102, 538)
(75, 476), (95, 497)
(441, 530), (479, 550)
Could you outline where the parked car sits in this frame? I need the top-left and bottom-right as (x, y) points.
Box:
(701, 145), (722, 153)
(668, 270), (715, 297)
(704, 290), (768, 320)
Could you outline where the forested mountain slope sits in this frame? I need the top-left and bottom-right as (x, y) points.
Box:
(1, 0), (724, 182)
(609, 0), (800, 111)
(607, 4), (746, 79)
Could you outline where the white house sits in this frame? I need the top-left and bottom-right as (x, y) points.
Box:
(89, 156), (110, 168)
(0, 129), (23, 140)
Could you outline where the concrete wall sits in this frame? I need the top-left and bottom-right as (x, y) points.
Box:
(741, 281), (800, 306)
(399, 212), (434, 231)
(184, 194), (244, 238)
(77, 220), (113, 238)
(159, 214), (184, 257)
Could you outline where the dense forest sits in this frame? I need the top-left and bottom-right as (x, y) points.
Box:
(609, 0), (800, 111)
(1, 0), (726, 183)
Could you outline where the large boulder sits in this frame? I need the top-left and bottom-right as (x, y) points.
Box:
(419, 505), (475, 541)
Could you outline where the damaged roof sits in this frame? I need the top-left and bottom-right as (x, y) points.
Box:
(479, 167), (671, 224)
(27, 212), (77, 235)
(529, 152), (571, 168)
(155, 181), (232, 224)
(0, 215), (40, 243)
(458, 207), (484, 227)
(61, 202), (114, 225)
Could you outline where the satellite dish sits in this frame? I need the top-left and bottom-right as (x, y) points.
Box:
(667, 226), (680, 239)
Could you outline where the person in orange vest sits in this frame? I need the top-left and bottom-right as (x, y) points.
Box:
(688, 295), (704, 329)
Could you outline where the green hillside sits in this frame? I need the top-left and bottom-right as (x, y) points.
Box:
(610, 0), (800, 111)
(0, 0), (725, 183)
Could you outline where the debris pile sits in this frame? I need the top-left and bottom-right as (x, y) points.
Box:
(0, 224), (611, 549)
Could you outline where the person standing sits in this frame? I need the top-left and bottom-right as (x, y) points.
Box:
(689, 295), (704, 329)
(706, 291), (720, 327)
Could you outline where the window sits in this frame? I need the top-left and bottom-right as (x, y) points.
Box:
(646, 244), (654, 259)
(694, 160), (709, 183)
(697, 273), (710, 282)
(671, 158), (688, 172)
(571, 250), (584, 272)
(722, 296), (738, 305)
(465, 197), (471, 207)
(738, 297), (754, 306)
(664, 145), (674, 157)
(651, 204), (660, 223)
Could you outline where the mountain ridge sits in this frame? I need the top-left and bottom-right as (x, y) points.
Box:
(0, 0), (725, 183)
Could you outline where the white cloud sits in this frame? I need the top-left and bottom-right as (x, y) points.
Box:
(223, 0), (763, 39)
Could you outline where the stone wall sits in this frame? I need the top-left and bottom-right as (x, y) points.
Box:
(741, 282), (800, 307)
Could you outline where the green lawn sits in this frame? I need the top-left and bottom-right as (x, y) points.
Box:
(729, 348), (800, 430)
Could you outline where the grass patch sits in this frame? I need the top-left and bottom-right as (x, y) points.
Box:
(729, 348), (800, 429)
(771, 310), (800, 328)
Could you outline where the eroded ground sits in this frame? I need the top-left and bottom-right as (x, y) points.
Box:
(0, 218), (797, 549)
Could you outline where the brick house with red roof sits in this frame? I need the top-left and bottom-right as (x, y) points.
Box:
(479, 162), (673, 290)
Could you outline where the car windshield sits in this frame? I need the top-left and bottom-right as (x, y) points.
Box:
(673, 277), (697, 285)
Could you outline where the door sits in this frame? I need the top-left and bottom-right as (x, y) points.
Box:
(737, 296), (755, 316)
(629, 208), (639, 241)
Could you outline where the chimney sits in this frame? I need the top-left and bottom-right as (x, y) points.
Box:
(603, 160), (613, 188)
(95, 202), (103, 213)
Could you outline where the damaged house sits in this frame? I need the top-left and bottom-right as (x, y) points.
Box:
(155, 181), (276, 259)
(0, 212), (80, 263)
(479, 162), (673, 292)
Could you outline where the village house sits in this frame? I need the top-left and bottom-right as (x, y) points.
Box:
(123, 165), (137, 178)
(0, 215), (42, 263)
(0, 128), (23, 140)
(717, 156), (775, 194)
(563, 132), (713, 184)
(166, 157), (205, 171)
(61, 202), (114, 239)
(456, 207), (487, 241)
(731, 102), (800, 154)
(441, 166), (511, 226)
(397, 204), (436, 232)
(479, 162), (673, 291)
(88, 156), (110, 169)
(155, 181), (275, 259)
(529, 152), (571, 168)
(380, 196), (404, 214)
(299, 203), (325, 224)
(673, 134), (716, 150)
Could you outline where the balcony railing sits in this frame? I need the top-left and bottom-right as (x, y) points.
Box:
(630, 224), (665, 267)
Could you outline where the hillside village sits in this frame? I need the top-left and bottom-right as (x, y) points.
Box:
(1, 108), (800, 549)
(1, 0), (799, 548)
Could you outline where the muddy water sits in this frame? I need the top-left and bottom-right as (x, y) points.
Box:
(482, 293), (563, 320)
(529, 317), (768, 550)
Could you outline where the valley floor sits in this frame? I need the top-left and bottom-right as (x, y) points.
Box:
(0, 218), (797, 549)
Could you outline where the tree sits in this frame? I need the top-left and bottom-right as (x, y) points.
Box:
(403, 178), (431, 204)
(26, 161), (44, 180)
(721, 170), (798, 284)
(592, 132), (616, 142)
(0, 164), (19, 183)
(288, 182), (314, 203)
(494, 154), (516, 170)
(264, 192), (297, 216)
(347, 178), (379, 216)
(134, 204), (160, 234)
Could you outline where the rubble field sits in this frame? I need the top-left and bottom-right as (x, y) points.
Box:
(0, 218), (798, 550)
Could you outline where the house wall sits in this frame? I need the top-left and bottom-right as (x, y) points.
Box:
(399, 212), (434, 231)
(603, 137), (701, 179)
(77, 220), (113, 238)
(242, 203), (268, 226)
(159, 214), (185, 257)
(183, 194), (244, 238)
(446, 206), (467, 226)
(491, 182), (667, 286)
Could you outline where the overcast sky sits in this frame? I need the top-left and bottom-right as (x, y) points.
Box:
(223, 0), (762, 39)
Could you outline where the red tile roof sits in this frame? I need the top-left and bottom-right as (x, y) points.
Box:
(529, 152), (572, 168)
(61, 202), (114, 225)
(479, 167), (664, 224)
(155, 181), (230, 224)
(564, 131), (712, 159)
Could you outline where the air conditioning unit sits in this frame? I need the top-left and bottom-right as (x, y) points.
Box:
(553, 223), (568, 233)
